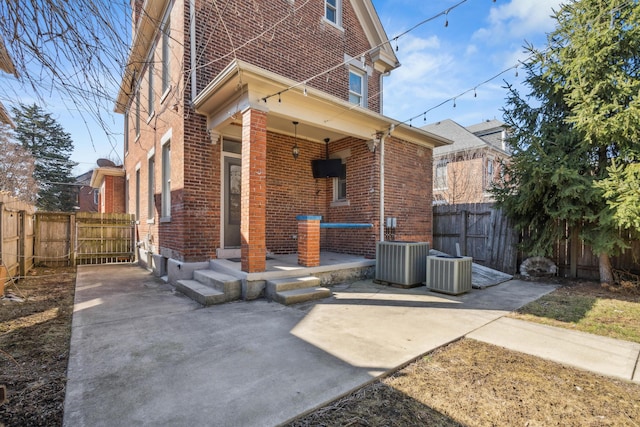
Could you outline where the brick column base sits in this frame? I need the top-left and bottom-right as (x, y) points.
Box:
(297, 215), (321, 267)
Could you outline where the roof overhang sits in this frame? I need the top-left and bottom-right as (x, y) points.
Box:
(349, 0), (399, 73)
(194, 60), (450, 149)
(90, 167), (125, 188)
(114, 0), (171, 114)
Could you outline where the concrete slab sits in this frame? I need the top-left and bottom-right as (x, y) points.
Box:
(70, 264), (636, 427)
(467, 317), (640, 382)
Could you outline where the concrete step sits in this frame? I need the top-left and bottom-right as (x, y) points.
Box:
(266, 276), (321, 294)
(193, 269), (242, 301)
(175, 279), (226, 306)
(265, 276), (330, 305)
(273, 287), (331, 306)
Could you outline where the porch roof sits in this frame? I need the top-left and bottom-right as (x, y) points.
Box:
(193, 59), (451, 149)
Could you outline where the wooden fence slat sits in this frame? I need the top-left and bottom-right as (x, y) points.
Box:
(433, 203), (640, 277)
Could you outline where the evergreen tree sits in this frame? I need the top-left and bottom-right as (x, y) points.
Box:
(12, 104), (78, 211)
(494, 0), (640, 284)
(0, 123), (38, 203)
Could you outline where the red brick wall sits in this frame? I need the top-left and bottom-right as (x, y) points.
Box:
(323, 137), (379, 258)
(102, 175), (126, 214)
(265, 132), (328, 254)
(192, 0), (382, 112)
(383, 137), (434, 245)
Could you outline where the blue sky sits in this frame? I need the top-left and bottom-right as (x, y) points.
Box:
(2, 0), (564, 175)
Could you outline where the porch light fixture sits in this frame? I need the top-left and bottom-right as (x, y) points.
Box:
(292, 121), (300, 160)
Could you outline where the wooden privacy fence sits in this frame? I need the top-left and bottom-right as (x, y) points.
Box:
(35, 212), (136, 266)
(0, 194), (36, 280)
(433, 203), (640, 278)
(433, 203), (518, 274)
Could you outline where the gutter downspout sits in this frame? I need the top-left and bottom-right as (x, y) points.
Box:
(379, 135), (385, 242)
(379, 71), (390, 242)
(190, 0), (197, 102)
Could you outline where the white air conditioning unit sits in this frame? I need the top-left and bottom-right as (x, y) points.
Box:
(426, 255), (472, 295)
(375, 241), (430, 287)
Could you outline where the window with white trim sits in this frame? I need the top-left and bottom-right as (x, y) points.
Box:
(147, 61), (155, 116)
(161, 18), (170, 95)
(485, 157), (495, 189)
(135, 89), (140, 138)
(435, 160), (448, 190)
(147, 154), (155, 221)
(135, 168), (140, 221)
(161, 141), (171, 219)
(325, 0), (341, 26)
(349, 69), (365, 107)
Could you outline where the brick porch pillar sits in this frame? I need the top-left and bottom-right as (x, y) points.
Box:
(297, 215), (321, 267)
(240, 107), (267, 273)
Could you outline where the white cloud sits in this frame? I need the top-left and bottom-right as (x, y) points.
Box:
(474, 0), (563, 42)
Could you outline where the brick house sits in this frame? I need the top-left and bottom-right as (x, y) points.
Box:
(75, 170), (99, 212)
(114, 0), (449, 292)
(424, 119), (509, 205)
(90, 165), (126, 214)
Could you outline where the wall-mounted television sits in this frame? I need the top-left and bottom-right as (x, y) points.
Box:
(311, 159), (342, 178)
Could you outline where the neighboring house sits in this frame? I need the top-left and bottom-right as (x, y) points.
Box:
(0, 38), (17, 127)
(90, 163), (126, 214)
(75, 170), (99, 212)
(423, 119), (509, 205)
(114, 0), (449, 282)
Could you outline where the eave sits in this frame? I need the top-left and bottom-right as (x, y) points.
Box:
(194, 60), (450, 149)
(350, 0), (399, 73)
(90, 167), (125, 188)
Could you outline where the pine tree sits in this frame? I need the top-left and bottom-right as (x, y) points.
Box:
(12, 104), (78, 211)
(493, 0), (640, 284)
(0, 123), (38, 203)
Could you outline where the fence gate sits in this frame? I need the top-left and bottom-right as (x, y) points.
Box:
(433, 203), (518, 274)
(74, 213), (136, 265)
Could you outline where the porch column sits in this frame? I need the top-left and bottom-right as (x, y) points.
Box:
(297, 215), (321, 267)
(240, 107), (268, 273)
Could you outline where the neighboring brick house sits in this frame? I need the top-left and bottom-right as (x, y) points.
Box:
(424, 119), (509, 205)
(90, 165), (126, 214)
(75, 170), (99, 212)
(114, 0), (449, 279)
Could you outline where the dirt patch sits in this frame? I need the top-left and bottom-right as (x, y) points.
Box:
(287, 279), (640, 426)
(0, 267), (76, 427)
(288, 338), (640, 426)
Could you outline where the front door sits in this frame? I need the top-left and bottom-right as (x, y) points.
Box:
(224, 156), (242, 248)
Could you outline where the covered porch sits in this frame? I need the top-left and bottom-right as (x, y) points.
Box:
(193, 59), (449, 274)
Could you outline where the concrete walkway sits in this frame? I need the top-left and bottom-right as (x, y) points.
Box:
(63, 265), (640, 427)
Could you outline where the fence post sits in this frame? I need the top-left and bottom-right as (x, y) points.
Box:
(459, 209), (468, 256)
(18, 211), (25, 277)
(70, 213), (77, 267)
(570, 226), (579, 278)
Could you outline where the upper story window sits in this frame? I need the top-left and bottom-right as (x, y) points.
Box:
(485, 157), (495, 190)
(147, 61), (155, 116)
(435, 160), (448, 190)
(161, 18), (170, 95)
(349, 69), (365, 107)
(135, 88), (140, 138)
(325, 0), (342, 27)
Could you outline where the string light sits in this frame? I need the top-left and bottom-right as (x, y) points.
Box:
(444, 11), (449, 27)
(260, 0), (471, 103)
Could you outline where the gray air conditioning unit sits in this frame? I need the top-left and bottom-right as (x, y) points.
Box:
(375, 241), (430, 288)
(426, 255), (472, 295)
